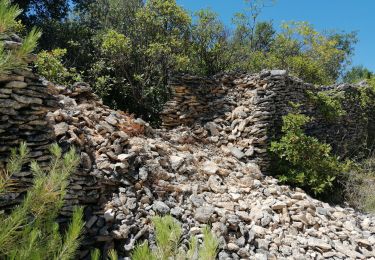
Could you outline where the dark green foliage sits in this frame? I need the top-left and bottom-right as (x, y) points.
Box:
(252, 21), (276, 52)
(270, 111), (349, 195)
(0, 143), (84, 260)
(12, 0), (69, 23)
(35, 48), (82, 85)
(190, 9), (231, 76)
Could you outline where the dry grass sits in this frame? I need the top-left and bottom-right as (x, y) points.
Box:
(345, 155), (375, 213)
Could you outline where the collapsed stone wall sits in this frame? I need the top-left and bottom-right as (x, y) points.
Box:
(1, 69), (375, 259)
(162, 70), (371, 170)
(0, 70), (146, 257)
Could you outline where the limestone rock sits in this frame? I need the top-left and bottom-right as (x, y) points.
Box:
(195, 206), (215, 223)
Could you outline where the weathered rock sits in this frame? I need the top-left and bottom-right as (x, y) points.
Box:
(152, 201), (170, 215)
(202, 160), (219, 175)
(104, 209), (115, 222)
(170, 155), (184, 170)
(229, 147), (245, 160)
(54, 122), (69, 137)
(307, 238), (332, 251)
(195, 206), (215, 223)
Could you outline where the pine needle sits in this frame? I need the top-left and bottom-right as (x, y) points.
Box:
(108, 249), (119, 260)
(0, 0), (22, 34)
(90, 248), (101, 260)
(198, 226), (219, 260)
(152, 215), (182, 259)
(132, 241), (156, 260)
(54, 207), (84, 260)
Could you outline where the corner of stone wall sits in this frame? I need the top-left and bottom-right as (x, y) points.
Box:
(161, 70), (372, 171)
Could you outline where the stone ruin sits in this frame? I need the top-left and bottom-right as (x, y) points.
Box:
(1, 65), (375, 259)
(162, 71), (374, 170)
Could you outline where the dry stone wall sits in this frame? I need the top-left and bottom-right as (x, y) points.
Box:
(1, 68), (375, 259)
(162, 70), (372, 170)
(0, 70), (149, 257)
(0, 71), (58, 206)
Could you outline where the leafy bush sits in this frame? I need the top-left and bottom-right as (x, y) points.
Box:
(306, 90), (346, 122)
(132, 215), (219, 260)
(100, 29), (131, 57)
(0, 143), (84, 259)
(232, 21), (356, 85)
(270, 111), (348, 195)
(35, 48), (82, 85)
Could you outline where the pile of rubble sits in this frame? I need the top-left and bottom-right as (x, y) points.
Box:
(101, 129), (375, 259)
(50, 82), (375, 259)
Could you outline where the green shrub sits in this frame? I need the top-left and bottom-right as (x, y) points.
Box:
(132, 215), (219, 260)
(345, 156), (375, 213)
(0, 143), (84, 260)
(270, 111), (348, 195)
(306, 90), (346, 122)
(35, 48), (82, 85)
(100, 29), (131, 57)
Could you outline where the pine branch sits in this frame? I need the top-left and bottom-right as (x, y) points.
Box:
(108, 249), (119, 260)
(198, 226), (219, 260)
(90, 248), (101, 260)
(0, 0), (22, 34)
(17, 27), (42, 57)
(132, 241), (156, 260)
(54, 207), (84, 260)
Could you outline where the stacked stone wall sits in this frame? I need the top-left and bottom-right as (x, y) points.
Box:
(0, 71), (58, 205)
(162, 70), (371, 169)
(0, 72), (132, 256)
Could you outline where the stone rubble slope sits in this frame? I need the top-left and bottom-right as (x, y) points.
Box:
(51, 82), (375, 260)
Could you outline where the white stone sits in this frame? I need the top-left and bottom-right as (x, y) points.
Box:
(104, 209), (115, 222)
(202, 160), (219, 175)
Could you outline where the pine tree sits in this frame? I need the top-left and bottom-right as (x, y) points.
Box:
(132, 215), (219, 260)
(0, 0), (41, 75)
(0, 142), (84, 260)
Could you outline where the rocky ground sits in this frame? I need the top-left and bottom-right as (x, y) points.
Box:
(49, 82), (375, 260)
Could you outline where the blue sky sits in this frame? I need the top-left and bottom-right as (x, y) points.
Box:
(177, 0), (375, 72)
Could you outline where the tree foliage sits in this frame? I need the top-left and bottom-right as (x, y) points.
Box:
(231, 21), (357, 85)
(191, 9), (230, 76)
(20, 0), (358, 121)
(343, 65), (374, 83)
(35, 48), (81, 85)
